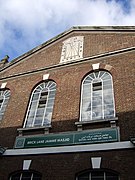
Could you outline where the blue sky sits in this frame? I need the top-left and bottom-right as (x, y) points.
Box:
(0, 0), (135, 62)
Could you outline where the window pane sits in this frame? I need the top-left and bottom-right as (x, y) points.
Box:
(77, 171), (118, 180)
(104, 96), (113, 105)
(83, 79), (92, 84)
(91, 171), (104, 180)
(43, 118), (51, 126)
(99, 71), (105, 78)
(49, 90), (56, 98)
(92, 96), (102, 105)
(82, 98), (91, 107)
(93, 90), (102, 97)
(32, 93), (40, 101)
(33, 174), (41, 180)
(103, 78), (111, 84)
(36, 108), (44, 115)
(11, 173), (20, 180)
(34, 117), (43, 126)
(33, 175), (42, 180)
(25, 117), (33, 127)
(10, 172), (41, 180)
(104, 109), (114, 118)
(81, 112), (91, 121)
(89, 73), (95, 80)
(0, 89), (10, 121)
(24, 81), (56, 128)
(22, 171), (32, 180)
(81, 71), (115, 121)
(103, 84), (112, 90)
(102, 72), (111, 80)
(44, 108), (53, 123)
(106, 172), (119, 180)
(78, 172), (89, 180)
(92, 105), (102, 119)
(28, 110), (35, 118)
(47, 98), (55, 107)
(83, 90), (91, 98)
(36, 109), (44, 117)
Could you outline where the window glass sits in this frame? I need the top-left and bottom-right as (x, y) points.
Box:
(80, 71), (115, 121)
(78, 172), (89, 180)
(9, 171), (41, 180)
(24, 81), (56, 128)
(91, 171), (104, 180)
(0, 89), (10, 120)
(77, 170), (119, 180)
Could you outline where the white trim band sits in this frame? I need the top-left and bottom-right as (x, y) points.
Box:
(3, 141), (134, 156)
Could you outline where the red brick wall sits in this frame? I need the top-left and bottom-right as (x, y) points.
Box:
(0, 50), (134, 147)
(0, 30), (135, 179)
(0, 31), (135, 78)
(0, 150), (135, 180)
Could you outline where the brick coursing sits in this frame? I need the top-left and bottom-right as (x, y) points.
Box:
(0, 28), (135, 179)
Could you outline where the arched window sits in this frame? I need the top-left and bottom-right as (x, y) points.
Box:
(76, 169), (119, 180)
(24, 80), (56, 128)
(0, 89), (10, 120)
(9, 170), (41, 180)
(80, 71), (115, 121)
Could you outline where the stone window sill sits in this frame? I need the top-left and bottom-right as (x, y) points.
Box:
(17, 126), (51, 136)
(75, 117), (118, 131)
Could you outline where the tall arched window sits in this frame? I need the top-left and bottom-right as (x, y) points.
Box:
(24, 80), (56, 128)
(76, 169), (119, 180)
(80, 71), (115, 121)
(0, 89), (10, 120)
(9, 170), (41, 180)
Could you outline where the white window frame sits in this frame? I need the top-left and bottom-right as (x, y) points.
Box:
(76, 169), (119, 180)
(23, 81), (56, 128)
(80, 71), (115, 122)
(9, 170), (41, 180)
(0, 89), (10, 120)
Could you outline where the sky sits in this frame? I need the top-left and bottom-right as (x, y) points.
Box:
(0, 0), (135, 62)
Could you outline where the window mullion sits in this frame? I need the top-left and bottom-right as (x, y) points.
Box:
(101, 79), (104, 119)
(111, 75), (116, 117)
(77, 170), (118, 179)
(100, 71), (106, 79)
(32, 91), (42, 127)
(91, 83), (93, 120)
(104, 172), (106, 180)
(0, 95), (4, 111)
(89, 172), (91, 180)
(98, 71), (100, 78)
(20, 173), (22, 180)
(31, 173), (33, 180)
(0, 90), (10, 121)
(80, 80), (84, 121)
(24, 91), (35, 128)
(42, 89), (49, 126)
(24, 81), (56, 128)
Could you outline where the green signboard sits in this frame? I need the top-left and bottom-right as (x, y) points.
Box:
(14, 128), (119, 149)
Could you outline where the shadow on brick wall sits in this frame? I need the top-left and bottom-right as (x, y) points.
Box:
(0, 110), (135, 149)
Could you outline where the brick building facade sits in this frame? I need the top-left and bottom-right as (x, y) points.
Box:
(0, 26), (135, 180)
